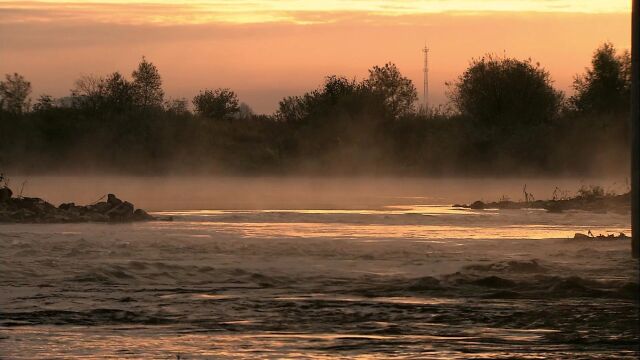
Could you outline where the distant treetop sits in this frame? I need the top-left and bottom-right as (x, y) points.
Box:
(132, 56), (164, 108)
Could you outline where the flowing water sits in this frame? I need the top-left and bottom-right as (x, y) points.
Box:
(0, 177), (637, 359)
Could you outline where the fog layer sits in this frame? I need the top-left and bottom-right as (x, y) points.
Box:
(7, 176), (629, 211)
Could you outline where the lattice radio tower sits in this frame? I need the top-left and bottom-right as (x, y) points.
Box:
(422, 45), (429, 112)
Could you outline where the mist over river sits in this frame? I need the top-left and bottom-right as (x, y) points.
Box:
(0, 177), (637, 359)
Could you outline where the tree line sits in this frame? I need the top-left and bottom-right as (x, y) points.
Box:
(0, 42), (631, 175)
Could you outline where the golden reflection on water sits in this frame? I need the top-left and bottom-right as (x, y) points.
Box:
(273, 294), (461, 305)
(153, 205), (475, 216)
(149, 206), (630, 240)
(0, 326), (571, 360)
(154, 221), (629, 241)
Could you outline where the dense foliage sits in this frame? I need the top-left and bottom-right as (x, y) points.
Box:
(0, 46), (631, 175)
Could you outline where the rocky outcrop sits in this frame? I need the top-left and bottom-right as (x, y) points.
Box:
(457, 192), (630, 214)
(573, 232), (628, 240)
(0, 187), (12, 202)
(0, 187), (153, 223)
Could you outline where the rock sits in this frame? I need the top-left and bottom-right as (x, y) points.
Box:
(107, 194), (123, 207)
(574, 232), (628, 240)
(545, 201), (564, 213)
(87, 212), (109, 222)
(132, 208), (153, 221)
(573, 233), (591, 240)
(466, 190), (631, 214)
(106, 201), (134, 220)
(0, 210), (11, 222)
(11, 208), (35, 220)
(0, 187), (12, 202)
(89, 201), (112, 213)
(58, 202), (75, 210)
(470, 200), (485, 209)
(0, 191), (152, 224)
(13, 197), (56, 214)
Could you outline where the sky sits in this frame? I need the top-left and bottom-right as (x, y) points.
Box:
(0, 0), (632, 113)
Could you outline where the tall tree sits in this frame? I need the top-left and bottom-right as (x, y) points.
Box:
(132, 56), (164, 108)
(103, 72), (135, 111)
(193, 88), (239, 119)
(364, 63), (417, 119)
(276, 96), (307, 123)
(570, 42), (631, 114)
(448, 55), (562, 129)
(0, 73), (32, 114)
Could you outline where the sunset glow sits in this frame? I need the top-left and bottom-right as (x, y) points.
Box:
(0, 1), (637, 357)
(0, 0), (631, 25)
(0, 0), (632, 113)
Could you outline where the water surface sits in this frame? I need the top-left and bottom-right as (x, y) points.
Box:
(0, 178), (637, 359)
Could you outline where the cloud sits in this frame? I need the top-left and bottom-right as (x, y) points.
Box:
(0, 0), (631, 27)
(0, 3), (631, 113)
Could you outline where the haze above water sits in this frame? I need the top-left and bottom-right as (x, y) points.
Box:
(9, 176), (631, 210)
(1, 176), (637, 359)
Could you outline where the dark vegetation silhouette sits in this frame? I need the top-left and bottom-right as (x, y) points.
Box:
(0, 45), (631, 175)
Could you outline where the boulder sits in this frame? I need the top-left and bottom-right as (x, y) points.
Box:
(106, 201), (134, 220)
(470, 200), (485, 209)
(107, 194), (123, 207)
(11, 208), (35, 221)
(89, 201), (112, 213)
(0, 191), (152, 223)
(132, 208), (153, 221)
(58, 202), (75, 210)
(0, 187), (12, 202)
(86, 212), (110, 222)
(544, 201), (564, 213)
(573, 233), (591, 240)
(13, 197), (56, 214)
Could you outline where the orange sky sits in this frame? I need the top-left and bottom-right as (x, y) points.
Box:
(0, 1), (631, 113)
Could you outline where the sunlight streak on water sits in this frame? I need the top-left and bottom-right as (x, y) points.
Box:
(149, 206), (630, 240)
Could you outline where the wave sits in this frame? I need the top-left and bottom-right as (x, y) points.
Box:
(463, 259), (548, 273)
(451, 273), (636, 300)
(357, 263), (637, 300)
(0, 309), (172, 326)
(66, 262), (291, 289)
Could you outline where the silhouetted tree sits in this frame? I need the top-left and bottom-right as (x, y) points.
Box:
(273, 75), (389, 169)
(448, 55), (562, 129)
(132, 56), (164, 108)
(364, 63), (417, 119)
(570, 42), (631, 114)
(276, 96), (307, 123)
(103, 72), (135, 111)
(193, 88), (239, 119)
(276, 76), (376, 124)
(320, 76), (360, 100)
(0, 46), (631, 176)
(165, 98), (190, 115)
(0, 73), (31, 114)
(33, 94), (55, 112)
(71, 74), (106, 110)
